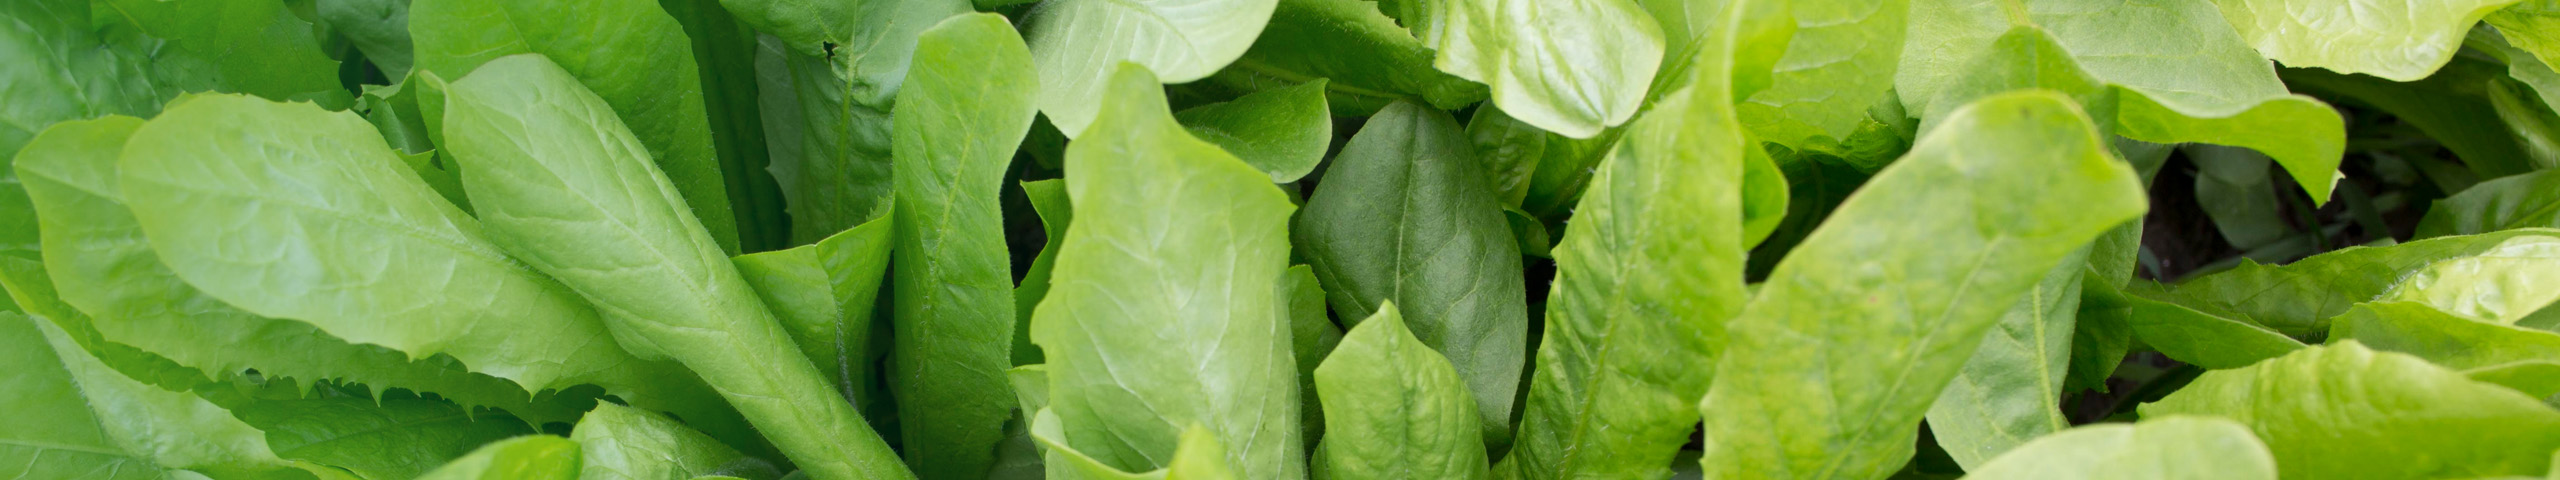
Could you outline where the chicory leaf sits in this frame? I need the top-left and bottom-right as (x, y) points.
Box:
(1953, 417), (2276, 480)
(1313, 302), (1490, 480)
(1393, 0), (1664, 138)
(417, 436), (581, 480)
(0, 311), (349, 480)
(2142, 342), (2560, 479)
(2333, 301), (2560, 398)
(732, 210), (895, 415)
(1175, 79), (1334, 183)
(2417, 169), (2560, 238)
(572, 404), (781, 480)
(2153, 228), (2560, 336)
(1923, 246), (2090, 469)
(1020, 0), (1280, 137)
(2209, 0), (2523, 81)
(744, 0), (970, 244)
(1208, 0), (1489, 116)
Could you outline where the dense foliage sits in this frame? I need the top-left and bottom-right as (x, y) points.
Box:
(5, 0), (2560, 479)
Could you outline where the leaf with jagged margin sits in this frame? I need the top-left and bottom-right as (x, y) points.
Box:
(1296, 101), (1525, 451)
(1900, 0), (2345, 203)
(113, 94), (749, 452)
(1029, 64), (1302, 478)
(1734, 0), (1911, 155)
(572, 404), (783, 480)
(1011, 179), (1072, 367)
(221, 386), (539, 480)
(733, 210), (894, 420)
(1030, 410), (1242, 480)
(318, 0), (417, 77)
(1020, 0), (1279, 137)
(1499, 1), (1773, 476)
(94, 0), (347, 108)
(2281, 55), (2542, 180)
(1205, 0), (1488, 116)
(1698, 91), (2147, 480)
(0, 257), (220, 393)
(2143, 342), (2560, 479)
(2153, 229), (2560, 337)
(1953, 416), (2276, 480)
(14, 115), (586, 425)
(1313, 302), (1490, 480)
(1924, 246), (2089, 469)
(410, 0), (742, 254)
(2335, 301), (2560, 399)
(888, 14), (1042, 479)
(1283, 265), (1343, 447)
(2419, 169), (2560, 238)
(439, 55), (904, 480)
(2210, 0), (2522, 81)
(742, 0), (970, 244)
(660, 0), (789, 253)
(417, 436), (581, 480)
(0, 312), (353, 480)
(1176, 80), (1334, 183)
(2372, 235), (2560, 324)
(1386, 0), (1664, 138)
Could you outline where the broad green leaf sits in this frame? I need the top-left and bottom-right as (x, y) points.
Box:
(1313, 303), (1490, 480)
(2154, 228), (2560, 336)
(0, 311), (346, 480)
(744, 0), (970, 244)
(0, 0), (164, 163)
(94, 0), (347, 107)
(2188, 145), (2289, 250)
(2282, 57), (2542, 179)
(888, 14), (1040, 479)
(1737, 0), (1910, 154)
(2375, 235), (2560, 323)
(14, 115), (582, 425)
(1021, 0), (1279, 137)
(417, 436), (581, 480)
(411, 0), (742, 253)
(2209, 0), (2522, 81)
(1206, 0), (1489, 116)
(1012, 179), (1074, 367)
(1501, 1), (1767, 475)
(112, 94), (742, 448)
(2334, 301), (2560, 398)
(2063, 269), (2134, 392)
(317, 0), (417, 77)
(1029, 410), (1243, 480)
(2418, 169), (2560, 237)
(2142, 342), (2560, 479)
(1394, 0), (1663, 138)
(659, 0), (789, 253)
(733, 211), (894, 414)
(1296, 100), (1525, 448)
(1899, 1), (2346, 202)
(2494, 1), (2560, 67)
(439, 55), (906, 480)
(1924, 246), (2089, 469)
(1028, 65), (1303, 478)
(1698, 91), (2147, 480)
(1176, 80), (1334, 182)
(2109, 281), (2307, 369)
(1953, 417), (2276, 480)
(222, 387), (538, 480)
(572, 404), (781, 480)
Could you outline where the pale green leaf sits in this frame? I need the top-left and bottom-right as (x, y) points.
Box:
(1737, 0), (1910, 154)
(1924, 246), (2089, 469)
(1176, 80), (1333, 182)
(1313, 303), (1489, 480)
(572, 404), (780, 480)
(2418, 169), (2560, 237)
(1030, 410), (1242, 480)
(2210, 0), (2522, 81)
(417, 436), (581, 480)
(732, 210), (894, 417)
(2375, 235), (2560, 323)
(1021, 0), (1279, 137)
(1698, 91), (2147, 480)
(1011, 179), (1073, 367)
(222, 387), (538, 480)
(1205, 0), (1488, 116)
(1028, 64), (1303, 478)
(2493, 1), (2560, 68)
(1397, 0), (1663, 138)
(0, 311), (346, 480)
(1954, 417), (2275, 480)
(2154, 228), (2560, 336)
(2333, 301), (2560, 398)
(2142, 342), (2560, 479)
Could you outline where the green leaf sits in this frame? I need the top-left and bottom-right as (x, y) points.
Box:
(2142, 342), (2560, 479)
(2281, 58), (2541, 180)
(732, 210), (894, 417)
(317, 0), (417, 77)
(438, 54), (906, 480)
(2110, 281), (2307, 369)
(1027, 64), (1303, 478)
(572, 404), (781, 480)
(2209, 0), (2523, 81)
(1021, 0), (1279, 137)
(1737, 0), (1910, 154)
(743, 0), (970, 244)
(417, 436), (581, 480)
(1176, 79), (1334, 183)
(2063, 269), (2134, 393)
(95, 0), (347, 107)
(1952, 417), (2276, 480)
(223, 387), (539, 480)
(658, 0), (788, 253)
(2419, 169), (2560, 237)
(1395, 0), (1663, 138)
(1296, 100), (1526, 449)
(2494, 1), (2560, 68)
(0, 256), (219, 390)
(1899, 2), (2346, 203)
(1011, 179), (1074, 367)
(1283, 265), (1343, 446)
(112, 94), (742, 447)
(0, 312), (345, 480)
(1698, 91), (2147, 479)
(1029, 410), (1243, 480)
(887, 14), (1041, 479)
(2334, 301), (2560, 398)
(2372, 235), (2560, 324)
(14, 115), (584, 425)
(410, 0), (742, 254)
(1205, 0), (1488, 116)
(1462, 106), (1628, 218)
(2187, 145), (2290, 250)
(2154, 229), (2560, 337)
(1923, 246), (2089, 469)
(1501, 1), (1767, 474)
(1313, 302), (1491, 480)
